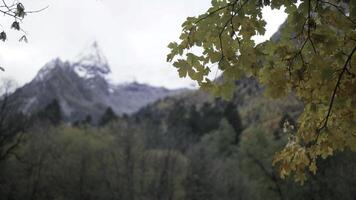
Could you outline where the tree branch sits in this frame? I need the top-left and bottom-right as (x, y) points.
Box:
(318, 46), (356, 132)
(318, 0), (356, 25)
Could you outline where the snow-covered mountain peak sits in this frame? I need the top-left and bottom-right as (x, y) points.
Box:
(12, 46), (185, 121)
(72, 41), (111, 79)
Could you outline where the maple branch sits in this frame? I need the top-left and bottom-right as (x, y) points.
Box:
(287, 0), (317, 75)
(187, 1), (237, 48)
(318, 46), (356, 132)
(291, 14), (310, 40)
(215, 1), (241, 81)
(199, 0), (248, 81)
(218, 0), (248, 62)
(194, 0), (238, 25)
(307, 0), (317, 54)
(230, 2), (240, 45)
(318, 0), (356, 25)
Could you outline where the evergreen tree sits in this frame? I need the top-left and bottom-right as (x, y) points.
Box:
(99, 107), (118, 127)
(223, 102), (243, 144)
(36, 99), (62, 126)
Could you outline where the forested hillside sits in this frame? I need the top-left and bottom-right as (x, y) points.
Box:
(1, 77), (356, 200)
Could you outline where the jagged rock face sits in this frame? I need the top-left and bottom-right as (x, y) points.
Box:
(10, 42), (183, 122)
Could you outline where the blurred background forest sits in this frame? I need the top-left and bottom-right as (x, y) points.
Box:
(1, 75), (356, 200)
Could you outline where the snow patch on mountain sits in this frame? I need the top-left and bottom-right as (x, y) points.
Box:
(72, 42), (111, 79)
(74, 66), (95, 79)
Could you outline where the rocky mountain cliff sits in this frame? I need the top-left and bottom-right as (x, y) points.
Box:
(10, 42), (183, 122)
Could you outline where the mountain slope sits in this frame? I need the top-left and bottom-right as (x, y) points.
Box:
(10, 42), (183, 122)
(134, 77), (302, 133)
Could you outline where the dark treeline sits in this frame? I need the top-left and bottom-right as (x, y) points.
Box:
(0, 95), (356, 200)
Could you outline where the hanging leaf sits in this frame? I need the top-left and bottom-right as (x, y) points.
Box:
(19, 35), (28, 43)
(11, 21), (20, 31)
(0, 31), (7, 42)
(16, 3), (26, 18)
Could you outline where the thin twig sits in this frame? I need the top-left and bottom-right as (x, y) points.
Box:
(194, 1), (237, 25)
(26, 5), (49, 14)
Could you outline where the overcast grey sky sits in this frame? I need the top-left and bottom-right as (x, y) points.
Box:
(0, 0), (286, 89)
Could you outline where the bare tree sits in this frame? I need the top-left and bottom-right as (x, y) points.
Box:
(0, 79), (27, 162)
